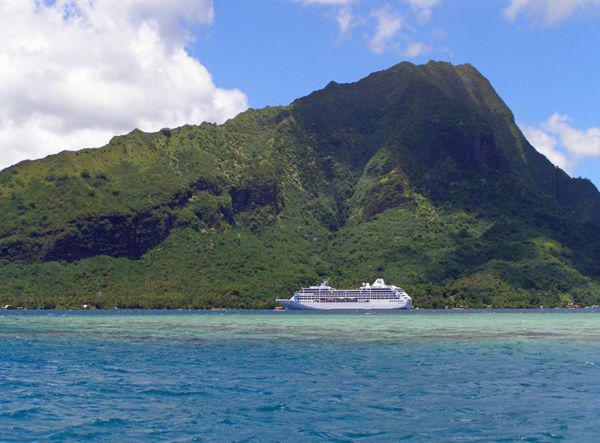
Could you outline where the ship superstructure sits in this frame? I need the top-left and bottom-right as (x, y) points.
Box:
(276, 279), (412, 310)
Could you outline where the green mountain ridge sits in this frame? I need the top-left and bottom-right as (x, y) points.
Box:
(1, 61), (599, 308)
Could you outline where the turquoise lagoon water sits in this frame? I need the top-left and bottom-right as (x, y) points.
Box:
(1, 310), (600, 441)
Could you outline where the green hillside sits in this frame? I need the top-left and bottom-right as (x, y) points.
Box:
(1, 61), (599, 309)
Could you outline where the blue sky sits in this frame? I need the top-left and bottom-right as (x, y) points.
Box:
(2, 0), (599, 189)
(191, 0), (600, 186)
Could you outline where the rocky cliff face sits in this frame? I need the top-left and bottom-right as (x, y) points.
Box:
(1, 61), (599, 309)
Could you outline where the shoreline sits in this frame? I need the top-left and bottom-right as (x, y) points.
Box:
(2, 306), (600, 313)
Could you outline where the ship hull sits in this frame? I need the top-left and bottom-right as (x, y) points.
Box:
(276, 299), (412, 310)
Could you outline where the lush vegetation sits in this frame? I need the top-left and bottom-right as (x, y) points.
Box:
(1, 61), (599, 309)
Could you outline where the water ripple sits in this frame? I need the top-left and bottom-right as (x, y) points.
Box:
(1, 310), (600, 441)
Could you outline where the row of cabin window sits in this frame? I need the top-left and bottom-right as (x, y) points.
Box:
(298, 295), (398, 300)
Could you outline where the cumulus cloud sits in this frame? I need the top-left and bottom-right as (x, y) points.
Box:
(504, 0), (600, 26)
(0, 0), (248, 170)
(369, 5), (404, 54)
(521, 124), (571, 170)
(521, 114), (600, 172)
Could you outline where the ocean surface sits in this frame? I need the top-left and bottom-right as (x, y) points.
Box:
(1, 310), (600, 441)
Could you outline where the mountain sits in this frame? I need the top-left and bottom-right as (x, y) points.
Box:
(1, 61), (599, 309)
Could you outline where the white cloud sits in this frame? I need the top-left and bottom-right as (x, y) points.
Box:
(369, 5), (404, 54)
(404, 0), (441, 7)
(403, 41), (429, 56)
(521, 124), (571, 170)
(521, 114), (600, 172)
(0, 0), (248, 171)
(546, 114), (600, 157)
(298, 0), (439, 53)
(335, 6), (354, 36)
(403, 0), (441, 22)
(504, 0), (600, 26)
(298, 0), (354, 4)
(297, 0), (356, 35)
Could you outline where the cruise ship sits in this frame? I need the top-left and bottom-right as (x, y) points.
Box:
(276, 279), (413, 310)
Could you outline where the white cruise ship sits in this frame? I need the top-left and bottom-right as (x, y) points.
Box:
(276, 278), (412, 310)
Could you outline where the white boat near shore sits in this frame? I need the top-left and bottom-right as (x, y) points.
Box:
(276, 278), (413, 310)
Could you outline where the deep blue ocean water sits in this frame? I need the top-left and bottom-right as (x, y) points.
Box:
(1, 310), (600, 441)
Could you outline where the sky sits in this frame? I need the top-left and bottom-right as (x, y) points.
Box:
(0, 0), (599, 188)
